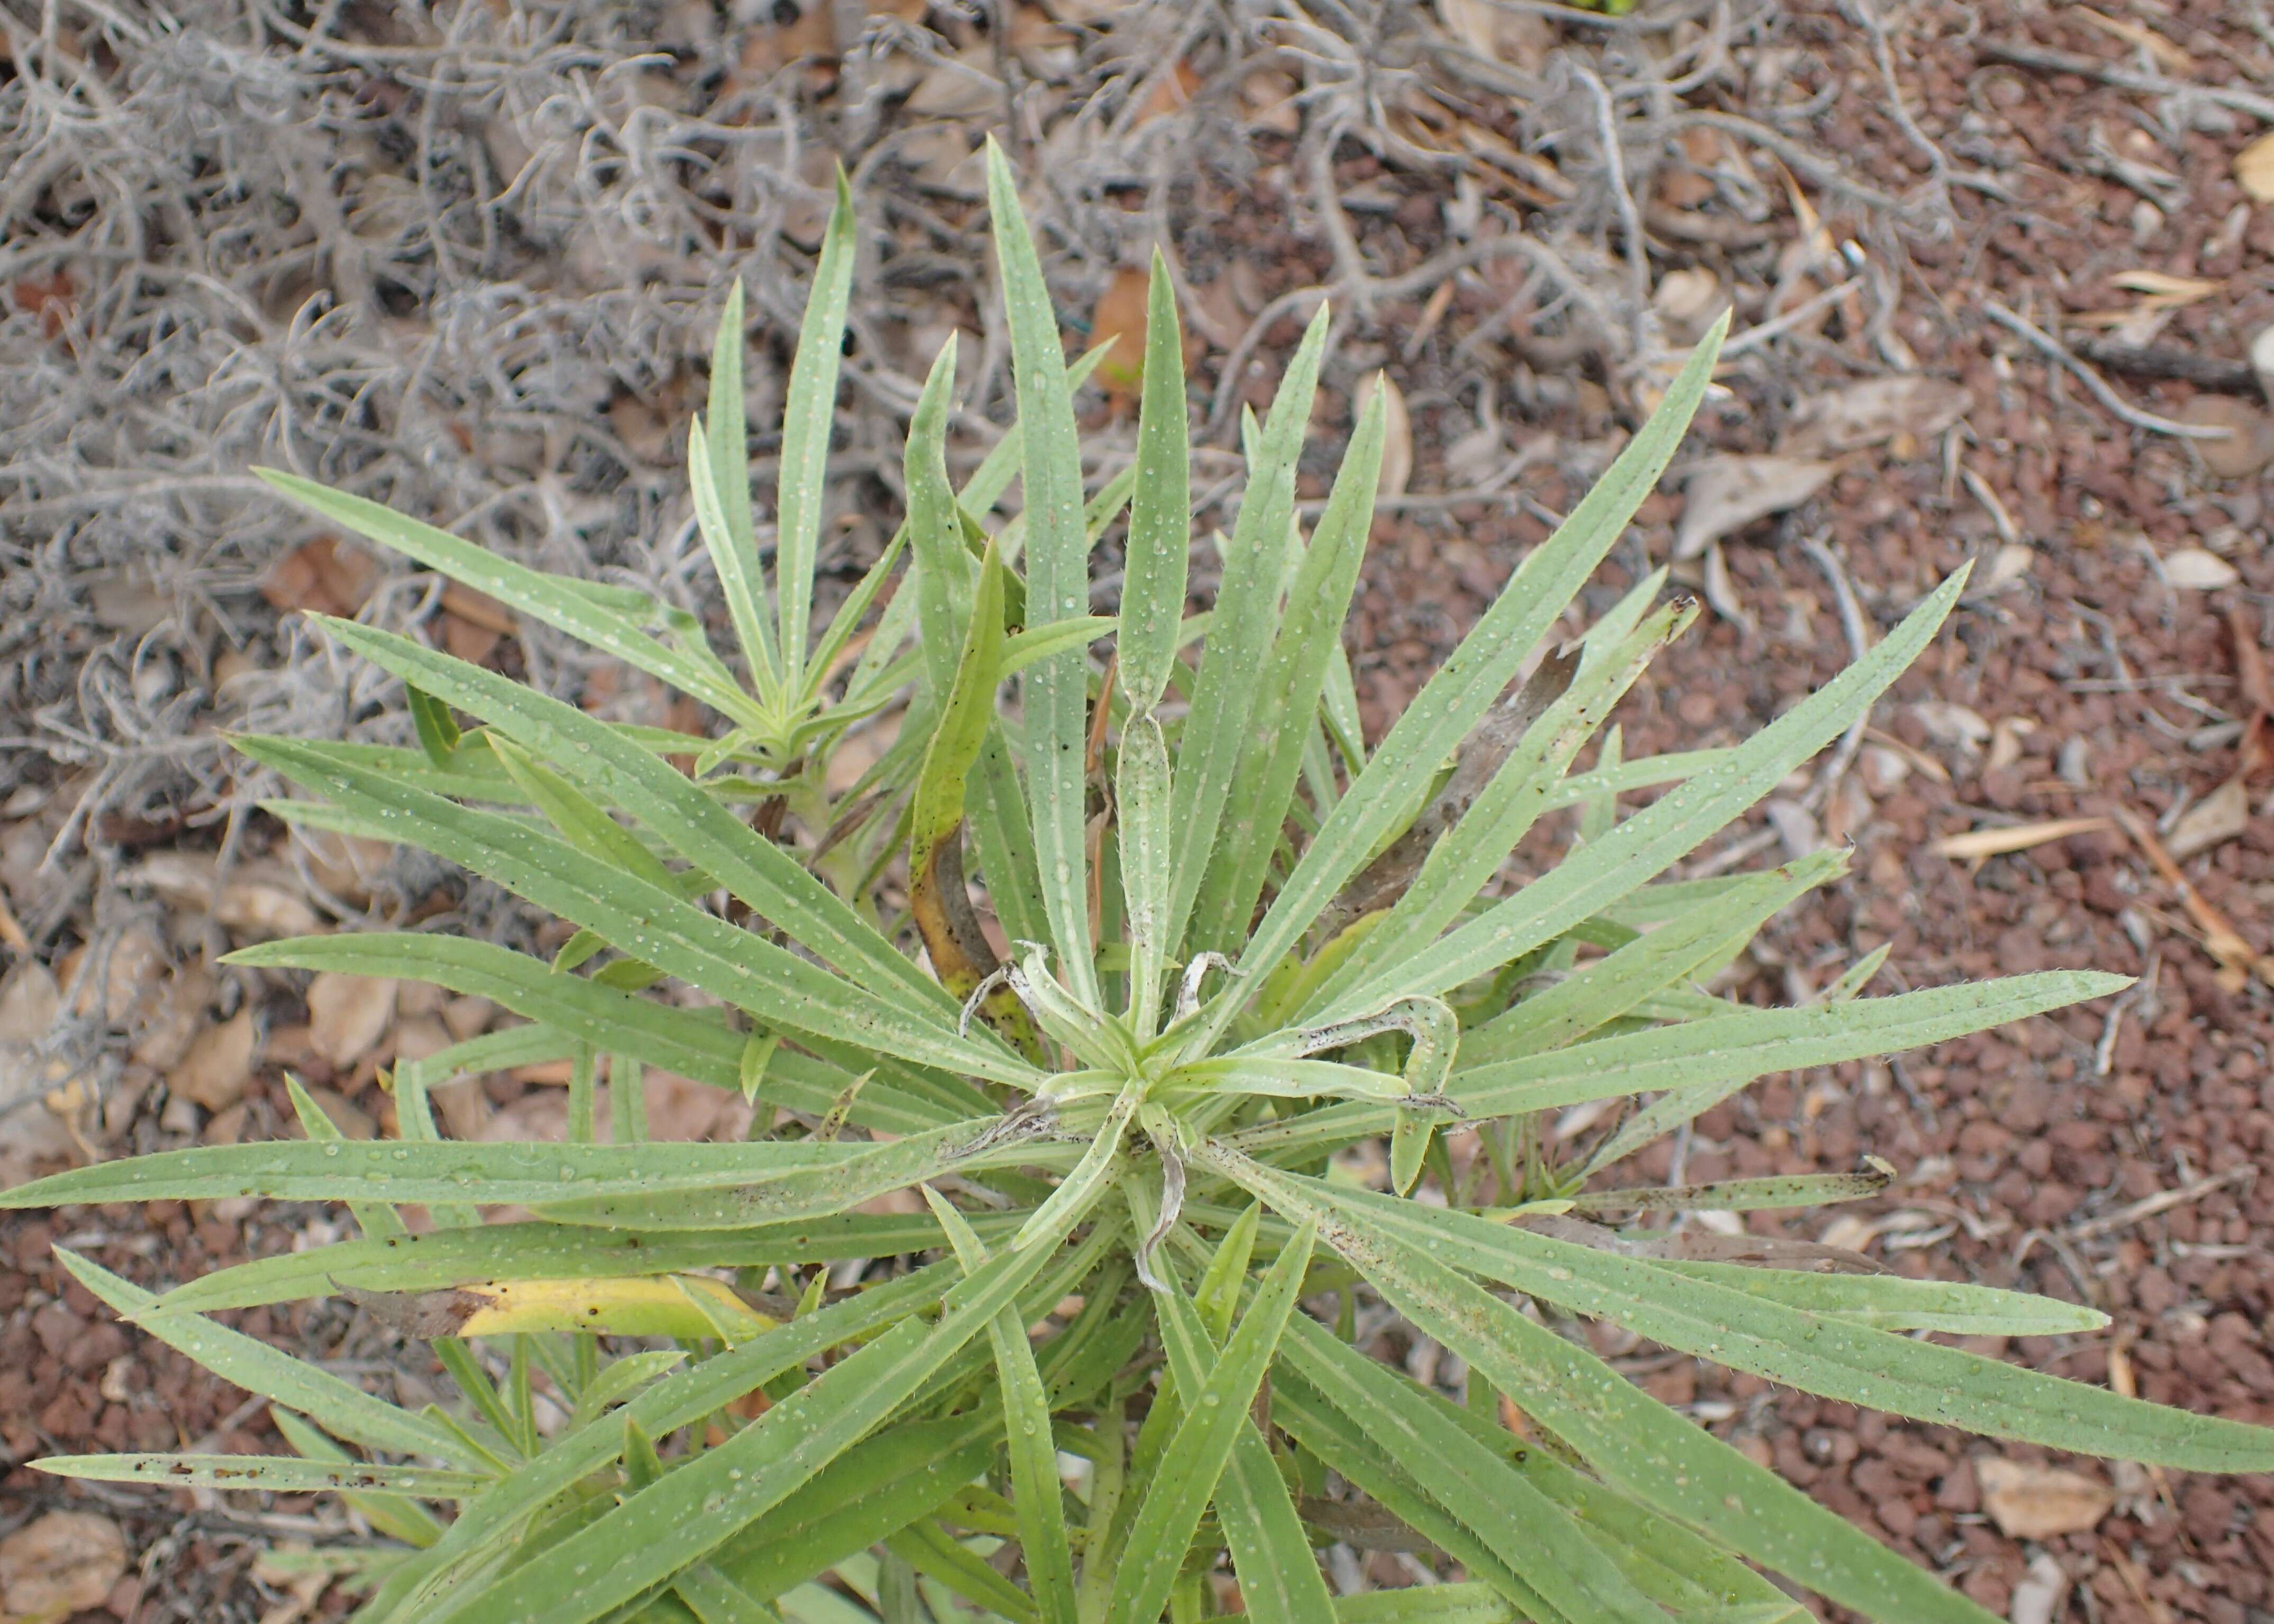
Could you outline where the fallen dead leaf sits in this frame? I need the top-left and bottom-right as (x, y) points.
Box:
(2108, 268), (2221, 306)
(169, 1007), (258, 1111)
(0, 1509), (128, 1617)
(2116, 805), (2274, 991)
(132, 964), (216, 1070)
(1674, 456), (1833, 558)
(1976, 542), (2036, 596)
(1908, 699), (1992, 754)
(1651, 267), (1725, 340)
(1358, 373), (1413, 503)
(1930, 816), (2112, 861)
(2180, 396), (2274, 480)
(307, 972), (396, 1067)
(260, 536), (377, 618)
(2237, 129), (2274, 205)
(125, 851), (321, 939)
(2161, 547), (2241, 590)
(2166, 777), (2251, 860)
(905, 43), (999, 118)
(2009, 1553), (2071, 1624)
(1777, 376), (1972, 459)
(1977, 1457), (2114, 1540)
(1087, 266), (1152, 408)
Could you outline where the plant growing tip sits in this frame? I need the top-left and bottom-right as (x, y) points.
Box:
(10, 153), (2251, 1624)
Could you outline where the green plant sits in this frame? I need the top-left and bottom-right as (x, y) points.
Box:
(10, 140), (2266, 1624)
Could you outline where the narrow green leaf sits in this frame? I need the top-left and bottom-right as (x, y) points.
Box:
(779, 167), (858, 689)
(1205, 315), (1730, 1049)
(53, 1252), (480, 1471)
(254, 470), (762, 729)
(433, 1218), (1088, 1623)
(1330, 565), (1974, 1018)
(1198, 1152), (2003, 1624)
(305, 618), (965, 1029)
(693, 281), (783, 707)
(228, 934), (969, 1134)
(1191, 373), (1384, 959)
(884, 1522), (1036, 1623)
(1310, 598), (1696, 1011)
(1226, 971), (2128, 1163)
(1649, 1265), (2112, 1338)
(923, 1189), (1076, 1624)
(1116, 711), (1174, 1035)
(1118, 251), (1190, 712)
(986, 137), (1098, 1005)
(1314, 1176), (2274, 1472)
(1151, 1271), (1335, 1624)
(36, 1454), (492, 1498)
(1270, 1325), (1668, 1624)
(229, 733), (1034, 1086)
(1163, 304), (1331, 969)
(1464, 852), (1844, 1067)
(1103, 1219), (1314, 1624)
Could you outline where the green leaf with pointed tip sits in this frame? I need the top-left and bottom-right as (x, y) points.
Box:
(779, 167), (857, 690)
(143, 1215), (1009, 1318)
(1150, 1266), (1337, 1624)
(1197, 1151), (2004, 1624)
(254, 470), (763, 729)
(1226, 970), (2127, 1163)
(52, 1252), (480, 1471)
(1648, 1265), (2112, 1338)
(693, 281), (783, 707)
(910, 539), (1007, 872)
(227, 934), (969, 1134)
(1311, 598), (1697, 1011)
(1202, 315), (1729, 1051)
(923, 1189), (1075, 1624)
(1103, 1219), (1314, 1624)
(485, 732), (679, 892)
(432, 1211), (1091, 1624)
(1464, 852), (1844, 1067)
(1118, 251), (1190, 713)
(1116, 712), (1174, 1035)
(1315, 1176), (2270, 1470)
(407, 685), (462, 765)
(229, 733), (1034, 1086)
(2, 1128), (972, 1215)
(999, 616), (1115, 675)
(885, 1521), (1036, 1623)
(36, 1454), (494, 1498)
(272, 1408), (447, 1550)
(1270, 1323), (1670, 1624)
(714, 1417), (996, 1601)
(1163, 303), (1331, 970)
(986, 138), (1098, 1006)
(306, 617), (963, 1027)
(1190, 370), (1384, 960)
(906, 336), (973, 696)
(1327, 564), (1972, 1019)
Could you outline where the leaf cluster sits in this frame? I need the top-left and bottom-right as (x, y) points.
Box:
(11, 142), (2254, 1624)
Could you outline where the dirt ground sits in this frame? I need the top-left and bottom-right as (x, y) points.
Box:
(5, 1), (2274, 1620)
